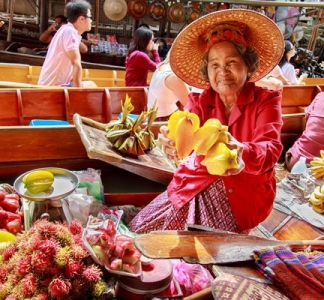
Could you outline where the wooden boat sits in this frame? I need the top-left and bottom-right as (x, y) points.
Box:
(0, 41), (126, 70)
(0, 86), (323, 300)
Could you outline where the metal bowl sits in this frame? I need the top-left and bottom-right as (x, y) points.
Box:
(14, 167), (79, 202)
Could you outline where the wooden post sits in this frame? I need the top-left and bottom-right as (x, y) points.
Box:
(7, 0), (14, 42)
(95, 0), (99, 34)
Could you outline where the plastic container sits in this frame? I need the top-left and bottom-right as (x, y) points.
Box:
(29, 119), (69, 126)
(291, 156), (307, 174)
(115, 259), (173, 300)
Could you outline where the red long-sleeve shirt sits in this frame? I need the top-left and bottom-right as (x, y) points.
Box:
(167, 82), (283, 231)
(125, 50), (161, 86)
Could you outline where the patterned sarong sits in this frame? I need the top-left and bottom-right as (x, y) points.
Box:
(128, 179), (239, 234)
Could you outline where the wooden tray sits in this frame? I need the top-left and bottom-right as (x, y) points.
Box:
(73, 113), (175, 185)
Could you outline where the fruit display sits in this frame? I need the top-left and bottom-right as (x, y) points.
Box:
(22, 169), (54, 194)
(105, 94), (157, 156)
(0, 190), (23, 235)
(84, 215), (142, 276)
(167, 111), (239, 175)
(310, 150), (324, 179)
(309, 185), (324, 214)
(0, 219), (109, 299)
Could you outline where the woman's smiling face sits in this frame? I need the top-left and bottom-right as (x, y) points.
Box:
(207, 41), (249, 97)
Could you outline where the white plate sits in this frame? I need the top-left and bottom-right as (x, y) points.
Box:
(14, 167), (79, 202)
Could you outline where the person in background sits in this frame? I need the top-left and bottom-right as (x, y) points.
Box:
(279, 40), (298, 84)
(38, 0), (96, 87)
(128, 9), (284, 234)
(125, 26), (161, 86)
(39, 14), (89, 53)
(285, 92), (324, 171)
(148, 51), (190, 121)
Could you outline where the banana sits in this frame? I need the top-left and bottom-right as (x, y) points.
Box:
(309, 192), (323, 206)
(320, 150), (324, 159)
(311, 168), (324, 179)
(23, 170), (54, 194)
(313, 186), (324, 201)
(312, 203), (324, 214)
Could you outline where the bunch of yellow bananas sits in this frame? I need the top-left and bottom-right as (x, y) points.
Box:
(309, 185), (324, 214)
(105, 95), (157, 156)
(167, 111), (238, 175)
(23, 170), (54, 194)
(310, 150), (324, 179)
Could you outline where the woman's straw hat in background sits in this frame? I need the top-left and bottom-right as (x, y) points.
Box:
(103, 0), (127, 21)
(170, 9), (284, 89)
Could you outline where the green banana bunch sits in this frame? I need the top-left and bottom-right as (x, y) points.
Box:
(105, 95), (158, 156)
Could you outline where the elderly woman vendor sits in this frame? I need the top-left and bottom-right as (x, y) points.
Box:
(129, 9), (284, 234)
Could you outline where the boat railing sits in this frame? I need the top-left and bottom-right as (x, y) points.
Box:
(0, 63), (153, 87)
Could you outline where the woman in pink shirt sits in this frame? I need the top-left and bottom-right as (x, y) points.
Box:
(125, 27), (161, 86)
(285, 92), (324, 171)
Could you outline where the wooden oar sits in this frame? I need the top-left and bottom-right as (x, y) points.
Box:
(134, 230), (324, 264)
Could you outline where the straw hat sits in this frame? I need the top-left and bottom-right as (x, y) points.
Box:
(103, 0), (127, 21)
(170, 9), (284, 89)
(127, 0), (147, 20)
(149, 0), (166, 21)
(167, 3), (185, 23)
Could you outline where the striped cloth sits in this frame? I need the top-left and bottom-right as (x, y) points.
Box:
(254, 246), (324, 299)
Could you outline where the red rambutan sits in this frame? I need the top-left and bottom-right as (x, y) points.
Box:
(33, 292), (50, 300)
(34, 219), (58, 239)
(1, 244), (16, 261)
(16, 254), (32, 276)
(21, 274), (38, 298)
(69, 220), (83, 235)
(0, 266), (7, 283)
(64, 261), (82, 279)
(48, 277), (71, 298)
(37, 239), (59, 256)
(81, 265), (102, 283)
(32, 252), (52, 273)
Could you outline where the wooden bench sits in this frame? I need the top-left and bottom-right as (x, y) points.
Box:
(0, 63), (30, 83)
(108, 86), (148, 119)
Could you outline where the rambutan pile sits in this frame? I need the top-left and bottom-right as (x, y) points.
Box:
(0, 219), (109, 300)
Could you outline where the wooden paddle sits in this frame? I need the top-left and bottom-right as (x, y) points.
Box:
(134, 230), (324, 264)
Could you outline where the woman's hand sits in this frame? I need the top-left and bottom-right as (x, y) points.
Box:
(223, 132), (245, 176)
(152, 42), (159, 51)
(157, 125), (178, 160)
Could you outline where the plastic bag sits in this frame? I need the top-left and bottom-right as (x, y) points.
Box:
(73, 168), (104, 202)
(172, 259), (214, 296)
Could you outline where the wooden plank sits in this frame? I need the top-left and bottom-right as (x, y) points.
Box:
(0, 125), (87, 163)
(66, 88), (112, 123)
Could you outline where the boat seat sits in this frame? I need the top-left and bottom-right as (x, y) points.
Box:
(108, 86), (148, 119)
(65, 88), (112, 123)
